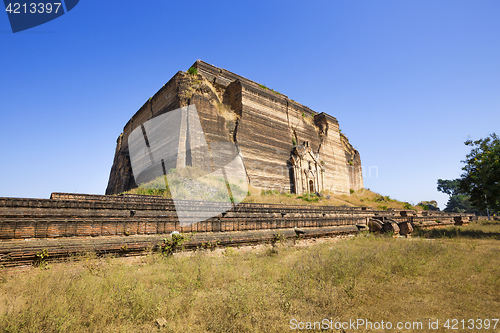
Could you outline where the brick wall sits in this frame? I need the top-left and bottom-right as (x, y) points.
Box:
(0, 193), (473, 240)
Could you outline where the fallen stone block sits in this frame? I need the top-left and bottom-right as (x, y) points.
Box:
(355, 224), (367, 231)
(368, 219), (383, 233)
(398, 222), (413, 236)
(383, 221), (400, 235)
(454, 216), (469, 226)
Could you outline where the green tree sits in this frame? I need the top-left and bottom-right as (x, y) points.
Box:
(458, 133), (500, 213)
(437, 179), (460, 196)
(443, 194), (484, 214)
(437, 178), (476, 213)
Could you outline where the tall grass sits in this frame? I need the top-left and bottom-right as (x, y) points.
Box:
(1, 233), (499, 332)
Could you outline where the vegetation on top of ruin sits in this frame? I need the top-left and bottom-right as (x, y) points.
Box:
(187, 66), (198, 76)
(1, 219), (499, 331)
(258, 83), (282, 95)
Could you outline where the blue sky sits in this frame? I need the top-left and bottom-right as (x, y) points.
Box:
(1, 1), (499, 209)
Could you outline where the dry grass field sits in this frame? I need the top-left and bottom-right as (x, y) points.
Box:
(0, 220), (499, 332)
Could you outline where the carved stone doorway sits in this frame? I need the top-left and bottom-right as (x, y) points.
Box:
(289, 141), (324, 195)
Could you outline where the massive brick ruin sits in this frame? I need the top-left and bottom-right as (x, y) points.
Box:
(0, 62), (477, 268)
(106, 61), (363, 196)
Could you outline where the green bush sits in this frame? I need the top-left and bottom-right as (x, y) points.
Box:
(298, 193), (320, 202)
(187, 66), (198, 76)
(160, 234), (190, 255)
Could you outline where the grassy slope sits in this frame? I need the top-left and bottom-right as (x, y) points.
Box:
(0, 220), (499, 332)
(126, 180), (424, 211)
(243, 187), (420, 210)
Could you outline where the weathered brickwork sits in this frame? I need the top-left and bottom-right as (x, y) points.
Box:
(0, 193), (473, 240)
(106, 61), (363, 196)
(0, 193), (474, 267)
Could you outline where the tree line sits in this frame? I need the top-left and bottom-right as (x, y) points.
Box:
(438, 133), (499, 215)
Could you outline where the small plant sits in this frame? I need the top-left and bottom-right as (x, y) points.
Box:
(261, 189), (280, 196)
(292, 137), (297, 146)
(377, 205), (388, 211)
(265, 245), (279, 256)
(320, 160), (324, 165)
(34, 249), (49, 268)
(202, 240), (220, 251)
(302, 112), (305, 118)
(223, 247), (236, 256)
(297, 193), (320, 202)
(160, 233), (190, 255)
(348, 160), (354, 165)
(187, 66), (198, 76)
(403, 202), (413, 210)
(271, 232), (286, 248)
(82, 253), (105, 275)
(259, 84), (267, 89)
(350, 189), (355, 194)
